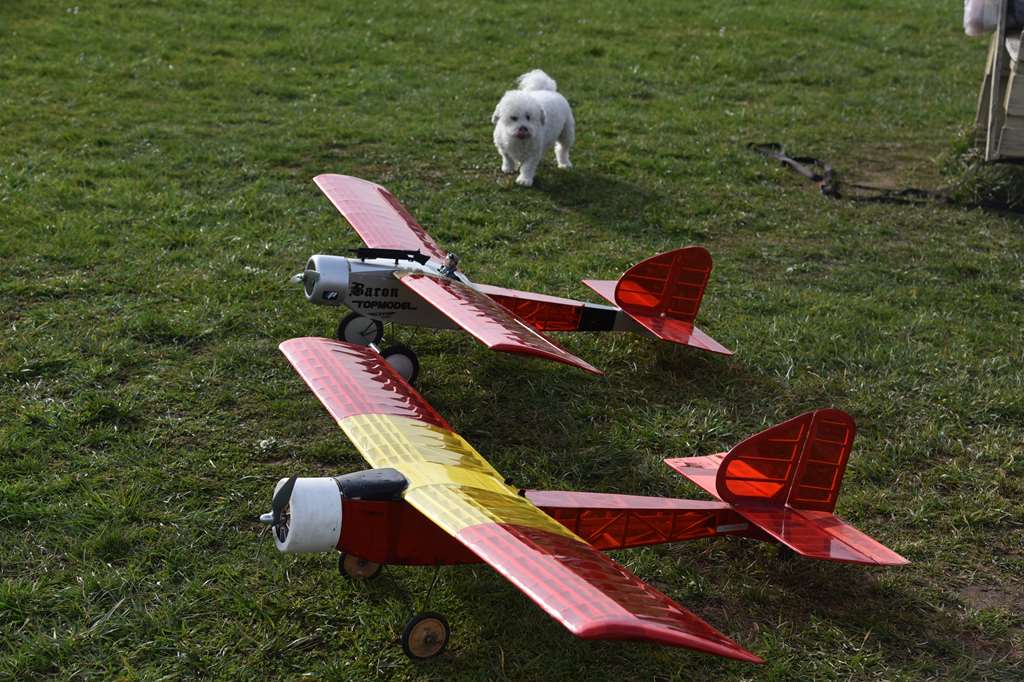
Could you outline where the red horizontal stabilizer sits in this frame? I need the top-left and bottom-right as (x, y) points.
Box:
(313, 174), (448, 262)
(582, 247), (731, 355)
(398, 273), (603, 375)
(458, 522), (763, 663)
(730, 505), (909, 565)
(663, 453), (727, 501)
(665, 410), (908, 565)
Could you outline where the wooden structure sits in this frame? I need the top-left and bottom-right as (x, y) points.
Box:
(977, 0), (1024, 160)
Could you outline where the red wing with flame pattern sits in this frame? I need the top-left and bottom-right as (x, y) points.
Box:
(397, 273), (603, 375)
(458, 521), (762, 662)
(314, 174), (448, 262)
(279, 337), (450, 429)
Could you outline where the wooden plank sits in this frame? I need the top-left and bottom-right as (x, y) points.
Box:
(997, 119), (1024, 156)
(977, 35), (997, 132)
(1006, 70), (1024, 117)
(986, 0), (1009, 161)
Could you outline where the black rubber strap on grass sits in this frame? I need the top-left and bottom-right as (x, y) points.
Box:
(747, 142), (951, 205)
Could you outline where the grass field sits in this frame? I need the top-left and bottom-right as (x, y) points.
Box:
(2, 1), (1023, 679)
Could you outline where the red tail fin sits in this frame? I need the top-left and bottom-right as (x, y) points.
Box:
(717, 408), (854, 512)
(583, 247), (732, 355)
(665, 410), (908, 566)
(617, 246), (711, 324)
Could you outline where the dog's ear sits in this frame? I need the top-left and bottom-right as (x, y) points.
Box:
(491, 106), (501, 125)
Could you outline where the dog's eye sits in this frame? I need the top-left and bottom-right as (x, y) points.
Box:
(526, 114), (531, 121)
(511, 116), (518, 122)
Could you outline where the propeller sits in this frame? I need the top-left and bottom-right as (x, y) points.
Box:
(270, 476), (297, 542)
(290, 259), (320, 296)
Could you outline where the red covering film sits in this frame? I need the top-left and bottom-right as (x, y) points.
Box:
(729, 505), (908, 566)
(313, 174), (448, 262)
(526, 490), (738, 551)
(279, 338), (450, 429)
(715, 409), (854, 511)
(457, 522), (763, 663)
(339, 498), (480, 566)
(341, 493), (750, 565)
(398, 273), (603, 375)
(582, 247), (732, 355)
(666, 410), (909, 566)
(615, 247), (712, 323)
(475, 283), (587, 332)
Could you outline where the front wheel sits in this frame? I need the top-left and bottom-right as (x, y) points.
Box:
(336, 312), (384, 345)
(338, 552), (383, 580)
(401, 612), (449, 660)
(381, 344), (419, 384)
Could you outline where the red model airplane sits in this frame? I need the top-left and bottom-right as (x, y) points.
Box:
(291, 174), (731, 382)
(260, 337), (907, 662)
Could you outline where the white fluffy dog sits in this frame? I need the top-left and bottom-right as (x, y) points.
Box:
(491, 69), (575, 187)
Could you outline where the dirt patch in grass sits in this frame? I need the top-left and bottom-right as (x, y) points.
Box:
(960, 584), (1024, 613)
(845, 142), (944, 190)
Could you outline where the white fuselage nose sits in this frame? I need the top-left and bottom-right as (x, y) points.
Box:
(303, 256), (469, 330)
(272, 477), (343, 553)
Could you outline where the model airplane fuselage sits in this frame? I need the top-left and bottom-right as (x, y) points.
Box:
(297, 251), (639, 338)
(292, 174), (732, 381)
(261, 338), (908, 663)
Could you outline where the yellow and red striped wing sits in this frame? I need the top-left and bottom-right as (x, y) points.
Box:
(279, 338), (761, 662)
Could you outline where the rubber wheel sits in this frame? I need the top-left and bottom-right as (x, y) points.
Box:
(381, 344), (419, 384)
(336, 312), (384, 345)
(338, 552), (382, 580)
(401, 612), (449, 660)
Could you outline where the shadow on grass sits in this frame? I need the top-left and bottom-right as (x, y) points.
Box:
(532, 168), (709, 240)
(764, 558), (987, 668)
(343, 526), (947, 674)
(416, 330), (794, 494)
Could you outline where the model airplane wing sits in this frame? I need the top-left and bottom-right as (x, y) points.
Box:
(279, 337), (761, 663)
(314, 174), (449, 262)
(396, 272), (603, 376)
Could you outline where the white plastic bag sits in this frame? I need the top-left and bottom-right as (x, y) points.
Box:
(964, 0), (1001, 36)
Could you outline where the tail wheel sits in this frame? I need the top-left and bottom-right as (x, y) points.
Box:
(338, 552), (382, 580)
(337, 312), (384, 345)
(401, 612), (449, 660)
(381, 344), (419, 385)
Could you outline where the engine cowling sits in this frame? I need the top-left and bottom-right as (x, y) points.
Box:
(272, 477), (342, 553)
(269, 469), (407, 554)
(297, 254), (350, 306)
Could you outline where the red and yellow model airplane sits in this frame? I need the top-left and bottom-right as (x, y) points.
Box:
(291, 174), (731, 382)
(261, 337), (907, 662)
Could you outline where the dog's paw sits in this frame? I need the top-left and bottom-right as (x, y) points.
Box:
(515, 175), (534, 187)
(501, 162), (515, 174)
(557, 160), (573, 169)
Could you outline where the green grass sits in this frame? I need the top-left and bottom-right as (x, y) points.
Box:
(2, 1), (1022, 679)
